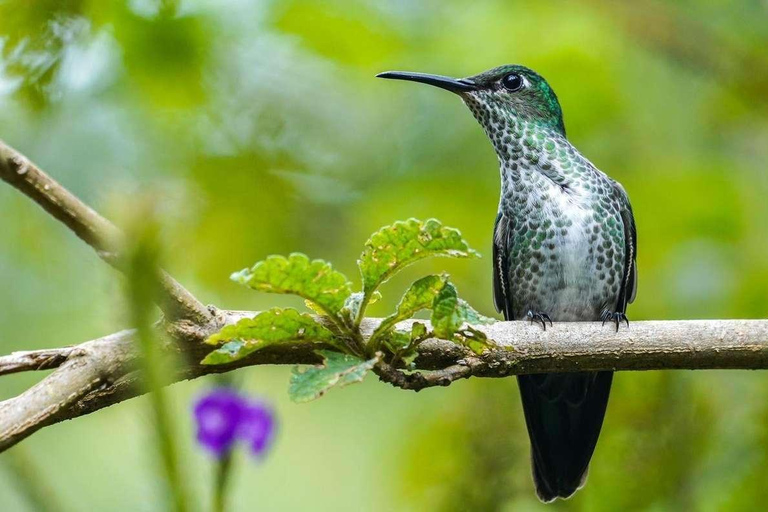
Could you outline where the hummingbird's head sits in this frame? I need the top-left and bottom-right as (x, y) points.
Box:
(377, 64), (565, 138)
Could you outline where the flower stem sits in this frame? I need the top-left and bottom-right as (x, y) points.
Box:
(213, 449), (233, 512)
(126, 209), (193, 512)
(2, 446), (64, 512)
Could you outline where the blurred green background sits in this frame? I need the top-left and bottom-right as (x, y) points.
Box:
(1, 0), (768, 510)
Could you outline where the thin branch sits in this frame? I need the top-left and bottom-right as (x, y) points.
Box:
(0, 347), (77, 376)
(0, 139), (211, 324)
(2, 316), (768, 453)
(0, 330), (136, 451)
(373, 361), (472, 391)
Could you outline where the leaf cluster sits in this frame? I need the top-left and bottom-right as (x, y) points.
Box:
(203, 219), (494, 402)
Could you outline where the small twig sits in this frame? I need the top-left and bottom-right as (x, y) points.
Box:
(0, 139), (211, 324)
(374, 360), (472, 391)
(0, 347), (78, 376)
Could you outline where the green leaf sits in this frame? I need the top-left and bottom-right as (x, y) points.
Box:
(382, 329), (410, 353)
(390, 274), (449, 323)
(430, 283), (461, 339)
(371, 274), (448, 342)
(202, 308), (338, 365)
(340, 291), (382, 322)
(289, 350), (379, 403)
(381, 329), (418, 368)
(410, 321), (428, 341)
(455, 326), (496, 355)
(201, 340), (256, 365)
(380, 322), (430, 369)
(455, 300), (496, 327)
(431, 282), (495, 340)
(231, 253), (352, 317)
(358, 219), (479, 296)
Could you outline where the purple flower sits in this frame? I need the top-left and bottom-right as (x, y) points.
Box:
(193, 388), (276, 458)
(238, 402), (275, 456)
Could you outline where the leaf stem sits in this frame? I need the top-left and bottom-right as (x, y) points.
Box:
(353, 291), (371, 328)
(312, 304), (351, 337)
(368, 317), (396, 352)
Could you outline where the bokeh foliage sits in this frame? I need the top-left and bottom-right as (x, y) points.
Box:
(1, 0), (767, 510)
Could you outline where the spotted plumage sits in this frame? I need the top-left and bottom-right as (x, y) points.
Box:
(378, 65), (637, 502)
(479, 111), (634, 322)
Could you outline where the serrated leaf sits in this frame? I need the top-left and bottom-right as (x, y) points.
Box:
(391, 274), (449, 323)
(231, 253), (352, 317)
(431, 282), (462, 339)
(431, 282), (495, 340)
(202, 308), (338, 365)
(289, 350), (379, 403)
(372, 274), (448, 342)
(358, 219), (479, 296)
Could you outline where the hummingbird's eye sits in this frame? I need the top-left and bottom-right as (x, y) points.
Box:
(501, 73), (524, 92)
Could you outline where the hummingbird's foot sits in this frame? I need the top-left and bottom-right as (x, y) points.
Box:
(600, 310), (629, 332)
(527, 310), (553, 331)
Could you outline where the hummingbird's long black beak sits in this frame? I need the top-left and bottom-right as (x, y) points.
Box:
(376, 71), (477, 94)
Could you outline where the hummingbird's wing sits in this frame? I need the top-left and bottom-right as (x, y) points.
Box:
(612, 181), (638, 312)
(492, 212), (514, 319)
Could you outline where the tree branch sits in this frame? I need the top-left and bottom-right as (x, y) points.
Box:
(0, 139), (211, 324)
(2, 316), (768, 453)
(0, 330), (136, 451)
(2, 137), (768, 462)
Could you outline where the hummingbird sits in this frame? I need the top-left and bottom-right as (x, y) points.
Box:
(377, 65), (637, 502)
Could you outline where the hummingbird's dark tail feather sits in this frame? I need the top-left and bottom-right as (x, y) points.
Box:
(517, 371), (613, 502)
